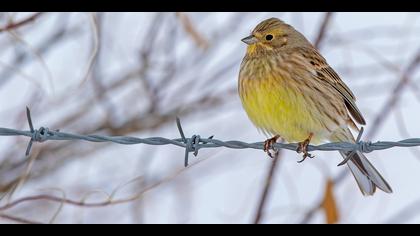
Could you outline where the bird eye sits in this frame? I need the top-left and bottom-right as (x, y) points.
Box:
(265, 34), (274, 41)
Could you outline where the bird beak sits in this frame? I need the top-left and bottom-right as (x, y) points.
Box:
(241, 35), (258, 45)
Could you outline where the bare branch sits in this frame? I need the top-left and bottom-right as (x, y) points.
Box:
(0, 12), (43, 33)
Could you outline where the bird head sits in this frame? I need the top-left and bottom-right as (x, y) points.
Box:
(242, 18), (309, 56)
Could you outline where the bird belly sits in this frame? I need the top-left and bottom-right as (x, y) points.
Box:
(239, 75), (335, 144)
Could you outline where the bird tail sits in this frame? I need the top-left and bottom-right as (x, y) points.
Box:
(332, 129), (392, 196)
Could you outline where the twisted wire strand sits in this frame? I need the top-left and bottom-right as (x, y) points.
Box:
(1, 107), (420, 167)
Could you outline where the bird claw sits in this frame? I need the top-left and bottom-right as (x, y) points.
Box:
(296, 133), (314, 163)
(297, 151), (314, 163)
(264, 135), (280, 158)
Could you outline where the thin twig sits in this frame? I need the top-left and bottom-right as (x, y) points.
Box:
(78, 12), (100, 87)
(0, 159), (200, 213)
(0, 213), (42, 224)
(0, 12), (43, 33)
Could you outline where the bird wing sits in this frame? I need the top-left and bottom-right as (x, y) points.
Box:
(293, 47), (366, 125)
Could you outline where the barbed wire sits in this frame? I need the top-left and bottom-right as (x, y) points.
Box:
(1, 107), (420, 167)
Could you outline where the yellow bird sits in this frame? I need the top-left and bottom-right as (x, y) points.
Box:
(238, 18), (392, 195)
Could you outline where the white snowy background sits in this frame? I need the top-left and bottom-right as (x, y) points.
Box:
(0, 12), (420, 224)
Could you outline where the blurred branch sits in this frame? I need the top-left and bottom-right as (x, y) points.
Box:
(314, 12), (334, 49)
(300, 179), (339, 224)
(0, 15), (81, 87)
(253, 152), (282, 224)
(7, 29), (55, 93)
(0, 159), (200, 219)
(78, 13), (100, 86)
(176, 12), (209, 50)
(0, 213), (42, 224)
(366, 49), (420, 138)
(138, 13), (165, 113)
(0, 12), (43, 33)
(393, 105), (420, 161)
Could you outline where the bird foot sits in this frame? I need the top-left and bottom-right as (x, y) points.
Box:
(296, 133), (314, 163)
(264, 135), (280, 158)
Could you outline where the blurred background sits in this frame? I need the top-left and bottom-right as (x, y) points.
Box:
(0, 12), (420, 224)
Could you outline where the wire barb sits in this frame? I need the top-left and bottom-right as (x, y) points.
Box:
(337, 127), (371, 166)
(176, 117), (213, 167)
(25, 107), (53, 156)
(25, 107), (35, 156)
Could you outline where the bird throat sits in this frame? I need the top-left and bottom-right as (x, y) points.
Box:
(246, 44), (274, 58)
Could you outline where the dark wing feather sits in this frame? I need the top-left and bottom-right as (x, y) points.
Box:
(319, 66), (366, 125)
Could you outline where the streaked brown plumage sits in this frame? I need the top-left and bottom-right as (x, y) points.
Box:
(238, 18), (392, 195)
